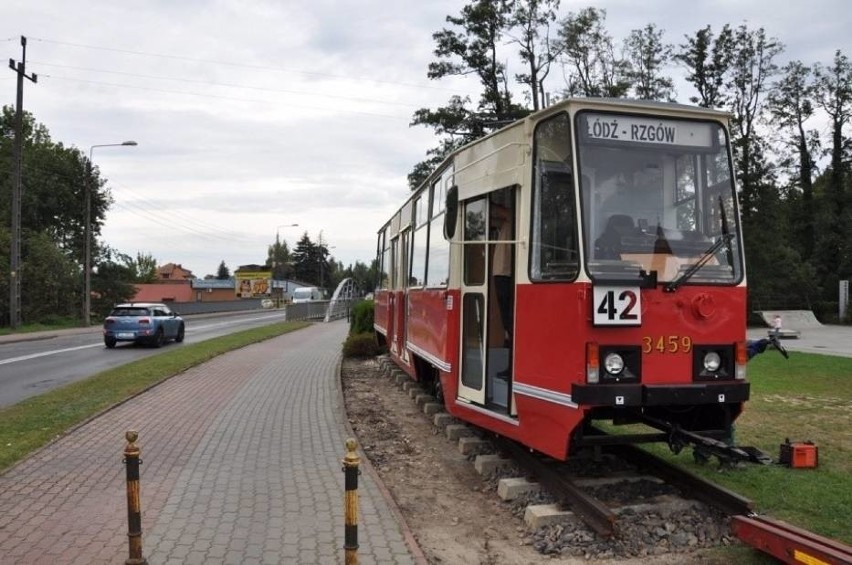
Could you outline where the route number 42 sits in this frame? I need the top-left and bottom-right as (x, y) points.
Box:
(593, 286), (642, 326)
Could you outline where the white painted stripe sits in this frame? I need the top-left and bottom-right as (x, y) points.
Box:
(0, 343), (103, 366)
(405, 341), (452, 372)
(455, 397), (520, 425)
(513, 382), (579, 409)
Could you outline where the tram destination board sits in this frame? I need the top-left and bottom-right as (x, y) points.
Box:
(580, 112), (718, 149)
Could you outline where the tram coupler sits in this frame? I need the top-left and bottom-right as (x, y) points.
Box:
(670, 426), (771, 467)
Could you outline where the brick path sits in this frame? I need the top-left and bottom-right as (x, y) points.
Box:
(0, 320), (416, 564)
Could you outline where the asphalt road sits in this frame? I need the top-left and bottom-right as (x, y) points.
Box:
(747, 324), (852, 359)
(0, 310), (289, 408)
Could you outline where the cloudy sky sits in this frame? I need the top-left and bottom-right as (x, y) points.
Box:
(3, 1), (850, 278)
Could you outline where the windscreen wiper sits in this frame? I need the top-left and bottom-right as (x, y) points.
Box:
(664, 233), (734, 293)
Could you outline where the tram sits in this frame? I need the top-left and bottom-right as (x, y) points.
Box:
(374, 98), (747, 460)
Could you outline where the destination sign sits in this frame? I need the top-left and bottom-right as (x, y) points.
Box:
(583, 113), (715, 148)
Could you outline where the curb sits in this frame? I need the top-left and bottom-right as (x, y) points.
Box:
(336, 356), (429, 565)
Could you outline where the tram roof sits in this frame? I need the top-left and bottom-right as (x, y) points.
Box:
(379, 97), (732, 234)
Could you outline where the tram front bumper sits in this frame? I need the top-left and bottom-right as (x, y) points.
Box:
(571, 382), (750, 407)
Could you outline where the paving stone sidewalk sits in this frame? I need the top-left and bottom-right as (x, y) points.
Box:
(0, 320), (416, 564)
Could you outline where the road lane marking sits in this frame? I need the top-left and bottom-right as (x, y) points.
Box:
(0, 312), (290, 366)
(0, 343), (104, 366)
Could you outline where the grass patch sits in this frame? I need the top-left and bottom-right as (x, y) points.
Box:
(0, 318), (83, 336)
(615, 351), (852, 548)
(0, 320), (310, 474)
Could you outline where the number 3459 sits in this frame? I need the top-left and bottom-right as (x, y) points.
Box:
(642, 335), (693, 354)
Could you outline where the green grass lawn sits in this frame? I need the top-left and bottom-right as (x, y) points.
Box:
(0, 320), (310, 473)
(0, 318), (83, 336)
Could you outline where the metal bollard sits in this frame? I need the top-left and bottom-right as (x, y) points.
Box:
(123, 430), (148, 565)
(342, 438), (360, 565)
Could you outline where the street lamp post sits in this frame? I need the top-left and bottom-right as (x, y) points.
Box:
(83, 141), (137, 326)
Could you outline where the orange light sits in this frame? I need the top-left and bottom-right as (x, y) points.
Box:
(587, 342), (599, 368)
(735, 341), (748, 380)
(586, 342), (600, 383)
(736, 341), (748, 365)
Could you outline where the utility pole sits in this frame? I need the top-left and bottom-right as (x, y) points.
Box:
(8, 36), (38, 329)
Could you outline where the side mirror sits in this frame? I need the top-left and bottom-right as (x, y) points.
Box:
(444, 185), (459, 239)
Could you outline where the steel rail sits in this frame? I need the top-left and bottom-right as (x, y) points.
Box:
(732, 515), (852, 565)
(494, 437), (617, 537)
(605, 443), (754, 516)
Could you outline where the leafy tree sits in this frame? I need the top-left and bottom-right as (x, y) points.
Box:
(556, 7), (631, 98)
(675, 25), (734, 108)
(216, 261), (230, 280)
(813, 50), (852, 278)
(507, 0), (562, 110)
(18, 230), (80, 322)
(121, 251), (158, 283)
(624, 23), (675, 101)
(290, 232), (319, 285)
(343, 260), (378, 295)
(0, 106), (112, 325)
(726, 25), (783, 220)
(91, 247), (137, 319)
(266, 234), (292, 279)
(410, 0), (528, 189)
(767, 61), (820, 260)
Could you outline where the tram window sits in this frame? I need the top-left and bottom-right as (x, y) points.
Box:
(531, 112), (579, 281)
(410, 196), (427, 286)
(390, 237), (398, 290)
(675, 155), (697, 231)
(464, 198), (487, 286)
(378, 229), (390, 290)
(427, 214), (449, 286)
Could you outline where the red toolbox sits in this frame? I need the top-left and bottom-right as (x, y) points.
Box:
(779, 440), (818, 468)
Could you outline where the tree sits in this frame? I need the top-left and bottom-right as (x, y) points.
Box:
(0, 106), (113, 325)
(624, 23), (675, 101)
(556, 7), (631, 98)
(726, 25), (783, 220)
(290, 232), (319, 285)
(91, 247), (137, 319)
(216, 261), (230, 280)
(675, 25), (734, 108)
(120, 251), (159, 283)
(409, 0), (528, 189)
(766, 61), (819, 260)
(266, 234), (292, 280)
(813, 50), (852, 278)
(507, 0), (562, 110)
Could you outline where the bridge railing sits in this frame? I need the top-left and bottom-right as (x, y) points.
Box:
(285, 301), (331, 322)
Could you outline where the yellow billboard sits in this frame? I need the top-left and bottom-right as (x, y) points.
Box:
(235, 271), (271, 298)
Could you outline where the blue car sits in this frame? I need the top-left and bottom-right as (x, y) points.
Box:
(103, 302), (185, 348)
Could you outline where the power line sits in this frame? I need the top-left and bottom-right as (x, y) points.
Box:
(41, 74), (410, 120)
(31, 60), (424, 109)
(29, 36), (461, 93)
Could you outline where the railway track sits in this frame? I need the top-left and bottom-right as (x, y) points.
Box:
(376, 357), (852, 563)
(493, 435), (752, 538)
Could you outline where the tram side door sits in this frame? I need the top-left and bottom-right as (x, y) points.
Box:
(457, 188), (515, 411)
(395, 229), (410, 363)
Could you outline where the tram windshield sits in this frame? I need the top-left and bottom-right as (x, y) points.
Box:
(576, 111), (742, 286)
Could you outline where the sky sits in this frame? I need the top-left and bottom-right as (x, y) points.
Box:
(3, 1), (850, 279)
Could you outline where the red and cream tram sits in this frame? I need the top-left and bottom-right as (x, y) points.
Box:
(374, 98), (747, 460)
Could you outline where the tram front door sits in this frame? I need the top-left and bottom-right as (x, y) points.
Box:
(457, 187), (515, 413)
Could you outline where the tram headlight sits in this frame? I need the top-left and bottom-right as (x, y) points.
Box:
(703, 351), (722, 373)
(603, 353), (625, 375)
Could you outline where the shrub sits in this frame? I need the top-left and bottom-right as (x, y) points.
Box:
(343, 331), (383, 358)
(350, 300), (375, 335)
